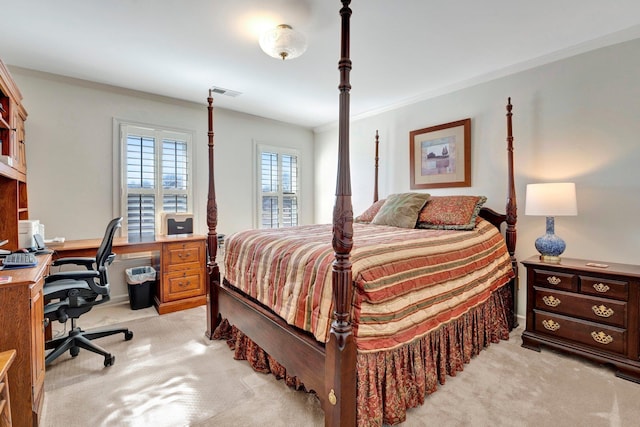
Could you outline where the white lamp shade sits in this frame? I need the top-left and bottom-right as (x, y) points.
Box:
(525, 182), (578, 216)
(259, 24), (307, 60)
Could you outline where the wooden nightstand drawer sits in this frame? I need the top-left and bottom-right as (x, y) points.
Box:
(163, 270), (205, 302)
(579, 275), (628, 301)
(534, 287), (627, 328)
(532, 269), (577, 292)
(533, 310), (626, 355)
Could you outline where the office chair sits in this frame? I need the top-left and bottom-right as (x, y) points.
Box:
(44, 217), (133, 367)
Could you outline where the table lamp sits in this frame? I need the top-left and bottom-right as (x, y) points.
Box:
(525, 182), (578, 263)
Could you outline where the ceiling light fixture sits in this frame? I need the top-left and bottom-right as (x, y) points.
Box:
(259, 24), (307, 60)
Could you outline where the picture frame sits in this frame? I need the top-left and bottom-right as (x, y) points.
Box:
(409, 118), (471, 189)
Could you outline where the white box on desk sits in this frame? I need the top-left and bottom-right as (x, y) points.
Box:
(18, 219), (40, 249)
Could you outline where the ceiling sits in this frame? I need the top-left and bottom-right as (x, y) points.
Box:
(2, 0), (640, 129)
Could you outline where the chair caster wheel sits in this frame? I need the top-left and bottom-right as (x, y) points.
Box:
(104, 355), (115, 367)
(71, 346), (80, 357)
(125, 331), (133, 341)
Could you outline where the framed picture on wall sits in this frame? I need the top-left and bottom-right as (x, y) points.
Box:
(409, 118), (471, 189)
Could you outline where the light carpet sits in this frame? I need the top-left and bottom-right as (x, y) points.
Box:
(42, 304), (640, 426)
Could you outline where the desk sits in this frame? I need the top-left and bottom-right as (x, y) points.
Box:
(52, 235), (207, 315)
(0, 254), (51, 427)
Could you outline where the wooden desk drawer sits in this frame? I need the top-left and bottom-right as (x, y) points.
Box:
(534, 287), (627, 328)
(163, 270), (205, 302)
(579, 275), (628, 301)
(534, 310), (626, 355)
(533, 269), (578, 292)
(164, 241), (204, 271)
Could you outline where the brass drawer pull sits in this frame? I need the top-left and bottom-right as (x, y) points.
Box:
(591, 331), (613, 345)
(328, 389), (337, 405)
(542, 319), (560, 331)
(592, 305), (614, 318)
(592, 283), (610, 293)
(178, 280), (191, 288)
(547, 276), (561, 285)
(542, 295), (561, 307)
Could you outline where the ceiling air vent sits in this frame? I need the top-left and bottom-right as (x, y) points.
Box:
(210, 86), (242, 97)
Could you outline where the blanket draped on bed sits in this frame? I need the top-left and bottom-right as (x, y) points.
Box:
(217, 219), (515, 425)
(223, 219), (514, 352)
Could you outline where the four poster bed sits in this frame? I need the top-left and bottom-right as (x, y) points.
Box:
(204, 2), (518, 425)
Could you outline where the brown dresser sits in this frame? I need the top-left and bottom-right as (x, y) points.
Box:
(0, 254), (51, 427)
(521, 256), (640, 382)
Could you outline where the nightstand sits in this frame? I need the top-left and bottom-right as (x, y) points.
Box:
(521, 256), (640, 383)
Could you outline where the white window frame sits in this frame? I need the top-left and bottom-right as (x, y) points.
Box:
(114, 119), (195, 237)
(254, 142), (301, 229)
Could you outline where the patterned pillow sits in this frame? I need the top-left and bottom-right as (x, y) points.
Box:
(355, 199), (386, 223)
(417, 195), (487, 230)
(371, 193), (431, 228)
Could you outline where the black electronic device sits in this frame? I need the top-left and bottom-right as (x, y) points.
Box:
(33, 233), (53, 254)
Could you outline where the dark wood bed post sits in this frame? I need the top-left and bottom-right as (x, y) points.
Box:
(324, 1), (357, 425)
(505, 97), (518, 327)
(205, 90), (220, 339)
(373, 130), (379, 203)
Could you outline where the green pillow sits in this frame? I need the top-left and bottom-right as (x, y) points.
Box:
(371, 192), (431, 228)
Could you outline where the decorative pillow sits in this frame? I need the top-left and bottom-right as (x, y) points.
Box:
(417, 195), (487, 230)
(355, 199), (386, 223)
(371, 192), (431, 228)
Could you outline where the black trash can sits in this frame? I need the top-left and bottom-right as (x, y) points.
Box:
(125, 266), (156, 310)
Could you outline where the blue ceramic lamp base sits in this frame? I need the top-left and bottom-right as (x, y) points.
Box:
(535, 216), (566, 263)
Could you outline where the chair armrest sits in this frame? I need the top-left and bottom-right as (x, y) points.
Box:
(51, 257), (96, 269)
(45, 270), (100, 284)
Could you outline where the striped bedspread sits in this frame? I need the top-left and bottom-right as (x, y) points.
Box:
(223, 218), (514, 353)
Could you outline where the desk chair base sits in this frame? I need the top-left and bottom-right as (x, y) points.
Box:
(46, 321), (133, 367)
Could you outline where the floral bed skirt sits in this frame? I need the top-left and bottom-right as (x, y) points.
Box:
(213, 284), (512, 426)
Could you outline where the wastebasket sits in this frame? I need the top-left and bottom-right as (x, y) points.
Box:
(125, 266), (156, 310)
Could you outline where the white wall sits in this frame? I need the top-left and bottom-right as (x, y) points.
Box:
(314, 38), (640, 318)
(11, 68), (314, 301)
(12, 68), (315, 238)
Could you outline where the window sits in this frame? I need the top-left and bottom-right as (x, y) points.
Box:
(120, 123), (193, 238)
(257, 144), (299, 228)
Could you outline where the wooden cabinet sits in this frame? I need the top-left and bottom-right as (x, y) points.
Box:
(0, 55), (41, 427)
(0, 350), (16, 427)
(0, 254), (51, 427)
(522, 256), (640, 382)
(155, 239), (207, 314)
(12, 106), (27, 174)
(0, 58), (29, 252)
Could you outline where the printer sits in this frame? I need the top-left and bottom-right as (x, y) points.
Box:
(160, 213), (193, 235)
